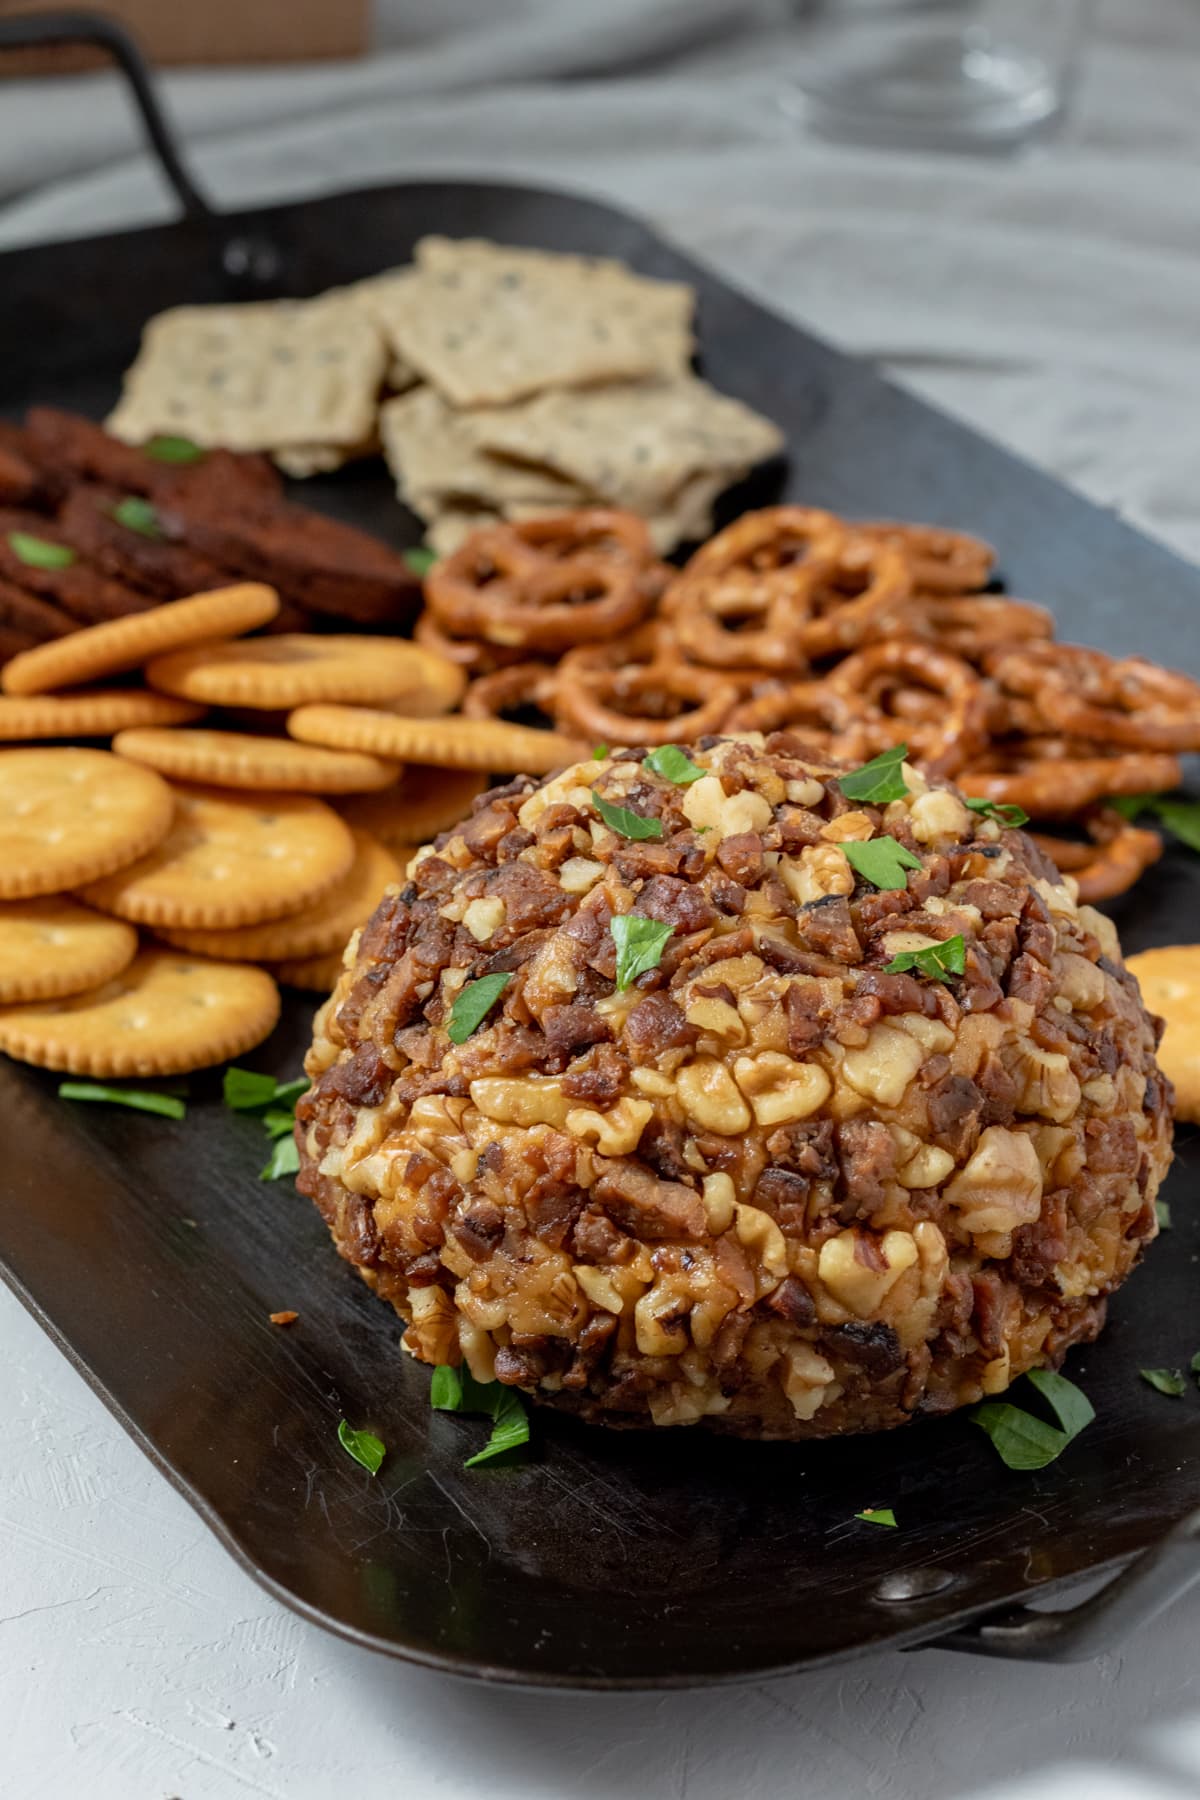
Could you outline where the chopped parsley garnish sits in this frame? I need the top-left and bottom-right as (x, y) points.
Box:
(842, 835), (923, 892)
(1114, 792), (1200, 855)
(1191, 1350), (1200, 1376)
(260, 1135), (300, 1181)
(964, 796), (1031, 829)
(430, 1364), (531, 1468)
(882, 934), (966, 984)
(1141, 1368), (1187, 1397)
(610, 914), (674, 991)
(838, 744), (909, 804)
(262, 1107), (297, 1141)
(855, 1508), (897, 1528)
(58, 1080), (186, 1120)
(643, 744), (705, 785)
(337, 1419), (386, 1476)
(7, 529), (75, 569)
(402, 545), (437, 576)
(592, 792), (664, 841)
(143, 433), (204, 464)
(1156, 1200), (1172, 1230)
(971, 1368), (1094, 1470)
(447, 972), (511, 1044)
(592, 744), (609, 760)
(109, 495), (164, 538)
(224, 1067), (307, 1112)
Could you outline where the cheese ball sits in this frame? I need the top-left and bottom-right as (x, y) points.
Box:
(296, 736), (1172, 1440)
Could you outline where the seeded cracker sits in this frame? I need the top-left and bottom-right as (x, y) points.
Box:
(0, 948), (280, 1076)
(379, 387), (590, 515)
(0, 897), (138, 1003)
(159, 830), (400, 962)
(370, 237), (695, 408)
(107, 293), (387, 458)
(473, 376), (785, 518)
(79, 785), (355, 929)
(0, 748), (174, 898)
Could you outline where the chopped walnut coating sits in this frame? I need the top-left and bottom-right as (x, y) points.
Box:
(297, 736), (1173, 1440)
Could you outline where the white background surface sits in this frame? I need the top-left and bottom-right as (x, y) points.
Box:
(2, 2), (1200, 1794)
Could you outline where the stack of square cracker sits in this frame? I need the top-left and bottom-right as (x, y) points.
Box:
(107, 236), (784, 555)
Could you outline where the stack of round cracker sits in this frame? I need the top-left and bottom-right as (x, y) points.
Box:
(0, 583), (509, 1076)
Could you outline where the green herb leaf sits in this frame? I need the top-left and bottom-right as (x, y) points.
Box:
(855, 1508), (897, 1527)
(430, 1364), (463, 1410)
(7, 529), (75, 570)
(964, 796), (1031, 829)
(592, 792), (664, 841)
(881, 934), (966, 984)
(1156, 1200), (1172, 1230)
(643, 744), (705, 785)
(971, 1369), (1094, 1469)
(224, 1067), (282, 1111)
(841, 835), (923, 892)
(1190, 1350), (1200, 1378)
(1141, 1367), (1187, 1397)
(610, 914), (674, 991)
(260, 1135), (300, 1181)
(447, 972), (511, 1044)
(592, 744), (609, 760)
(1112, 792), (1200, 854)
(429, 1365), (531, 1468)
(1025, 1368), (1095, 1439)
(970, 1402), (1070, 1471)
(838, 744), (909, 804)
(465, 1390), (530, 1467)
(403, 546), (436, 576)
(338, 1419), (386, 1475)
(109, 495), (164, 539)
(58, 1080), (186, 1120)
(261, 1108), (297, 1141)
(143, 433), (204, 464)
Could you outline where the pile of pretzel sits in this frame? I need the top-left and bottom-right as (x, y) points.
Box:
(416, 504), (1200, 902)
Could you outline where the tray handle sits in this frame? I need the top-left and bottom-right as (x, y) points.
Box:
(937, 1505), (1200, 1662)
(0, 9), (283, 286)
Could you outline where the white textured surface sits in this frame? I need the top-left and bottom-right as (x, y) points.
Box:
(3, 3), (1200, 1793)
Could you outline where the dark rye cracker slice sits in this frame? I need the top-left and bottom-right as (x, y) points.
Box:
(24, 407), (283, 511)
(161, 493), (421, 627)
(0, 510), (149, 623)
(0, 423), (58, 510)
(57, 485), (235, 601)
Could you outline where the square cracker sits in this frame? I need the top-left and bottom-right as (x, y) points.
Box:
(107, 292), (387, 455)
(379, 387), (590, 512)
(472, 374), (784, 515)
(368, 237), (695, 408)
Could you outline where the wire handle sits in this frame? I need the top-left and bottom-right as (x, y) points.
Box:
(939, 1505), (1200, 1662)
(0, 9), (283, 287)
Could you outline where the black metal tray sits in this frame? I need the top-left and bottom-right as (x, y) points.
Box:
(2, 13), (1200, 1692)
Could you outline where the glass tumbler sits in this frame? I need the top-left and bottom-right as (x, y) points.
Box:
(785, 0), (1092, 152)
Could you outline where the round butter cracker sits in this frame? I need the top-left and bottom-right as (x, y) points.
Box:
(0, 747), (175, 899)
(157, 830), (400, 961)
(113, 726), (401, 793)
(0, 689), (204, 741)
(145, 633), (464, 712)
(78, 783), (355, 928)
(288, 704), (587, 774)
(1, 583), (279, 696)
(1126, 944), (1200, 1124)
(0, 947), (280, 1076)
(0, 896), (138, 1003)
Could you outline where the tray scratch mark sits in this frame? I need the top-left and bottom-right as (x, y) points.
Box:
(426, 1471), (492, 1557)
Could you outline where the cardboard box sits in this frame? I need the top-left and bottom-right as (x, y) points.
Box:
(0, 0), (370, 71)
